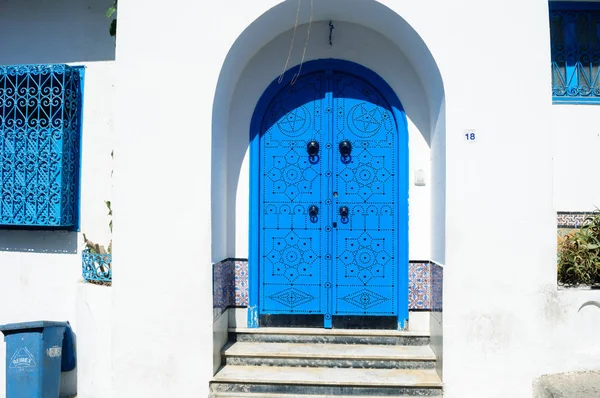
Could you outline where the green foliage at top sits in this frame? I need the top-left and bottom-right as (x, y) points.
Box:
(558, 211), (600, 286)
(107, 0), (117, 38)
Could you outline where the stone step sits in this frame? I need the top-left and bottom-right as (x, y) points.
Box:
(230, 328), (429, 346)
(210, 365), (443, 396)
(209, 393), (436, 398)
(222, 341), (436, 369)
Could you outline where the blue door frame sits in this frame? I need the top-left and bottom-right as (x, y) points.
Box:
(248, 59), (409, 329)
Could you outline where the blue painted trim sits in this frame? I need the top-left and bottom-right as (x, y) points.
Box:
(248, 78), (263, 328)
(549, 1), (600, 11)
(74, 65), (86, 232)
(249, 59), (410, 329)
(553, 98), (600, 105)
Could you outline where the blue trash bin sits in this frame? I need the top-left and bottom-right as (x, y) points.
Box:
(0, 321), (75, 398)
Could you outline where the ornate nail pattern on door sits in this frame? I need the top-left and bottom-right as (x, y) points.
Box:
(260, 73), (329, 316)
(258, 69), (403, 328)
(332, 73), (397, 317)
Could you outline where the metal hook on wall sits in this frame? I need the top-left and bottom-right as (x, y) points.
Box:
(329, 21), (335, 47)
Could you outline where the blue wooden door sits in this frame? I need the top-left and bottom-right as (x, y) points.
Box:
(331, 73), (398, 320)
(259, 72), (330, 317)
(256, 65), (406, 328)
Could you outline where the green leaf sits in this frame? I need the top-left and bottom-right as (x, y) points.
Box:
(109, 19), (117, 37)
(106, 6), (117, 19)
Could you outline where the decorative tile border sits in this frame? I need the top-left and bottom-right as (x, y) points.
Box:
(557, 211), (598, 228)
(213, 259), (235, 318)
(557, 212), (599, 248)
(430, 262), (443, 312)
(234, 260), (249, 306)
(407, 261), (443, 311)
(408, 262), (431, 309)
(213, 259), (443, 317)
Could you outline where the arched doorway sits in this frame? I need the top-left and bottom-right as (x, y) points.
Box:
(249, 59), (409, 329)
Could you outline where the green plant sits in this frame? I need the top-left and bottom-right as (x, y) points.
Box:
(107, 0), (117, 38)
(558, 210), (600, 286)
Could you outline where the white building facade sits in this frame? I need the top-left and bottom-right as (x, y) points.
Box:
(0, 0), (599, 397)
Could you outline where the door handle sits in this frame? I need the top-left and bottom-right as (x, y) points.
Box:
(339, 206), (349, 218)
(309, 205), (319, 218)
(307, 141), (320, 157)
(339, 140), (352, 157)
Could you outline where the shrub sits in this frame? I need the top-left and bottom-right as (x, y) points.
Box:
(558, 211), (600, 287)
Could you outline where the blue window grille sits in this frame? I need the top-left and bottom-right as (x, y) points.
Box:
(550, 2), (600, 103)
(0, 64), (84, 228)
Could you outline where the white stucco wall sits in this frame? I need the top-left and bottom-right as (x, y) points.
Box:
(552, 105), (600, 211)
(430, 1), (599, 396)
(0, 0), (596, 397)
(430, 291), (443, 378)
(430, 103), (446, 265)
(535, 288), (600, 372)
(75, 283), (113, 398)
(212, 1), (598, 397)
(112, 0), (217, 395)
(229, 21), (432, 262)
(0, 0), (115, 396)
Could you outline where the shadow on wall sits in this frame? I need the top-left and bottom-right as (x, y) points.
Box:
(0, 230), (77, 253)
(60, 330), (78, 398)
(0, 0), (115, 65)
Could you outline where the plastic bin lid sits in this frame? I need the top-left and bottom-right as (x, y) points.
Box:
(0, 321), (70, 332)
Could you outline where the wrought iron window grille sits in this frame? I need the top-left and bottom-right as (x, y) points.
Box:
(550, 2), (600, 103)
(0, 64), (84, 228)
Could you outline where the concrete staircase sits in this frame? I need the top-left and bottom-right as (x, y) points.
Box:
(210, 328), (442, 397)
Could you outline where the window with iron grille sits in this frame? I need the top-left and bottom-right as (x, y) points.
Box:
(0, 64), (84, 229)
(550, 2), (600, 103)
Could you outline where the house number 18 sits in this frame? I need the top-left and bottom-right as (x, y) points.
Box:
(465, 130), (476, 142)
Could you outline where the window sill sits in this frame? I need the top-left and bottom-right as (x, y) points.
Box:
(553, 98), (600, 105)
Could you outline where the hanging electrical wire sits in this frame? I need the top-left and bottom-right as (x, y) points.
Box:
(278, 0), (302, 84)
(291, 0), (313, 85)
